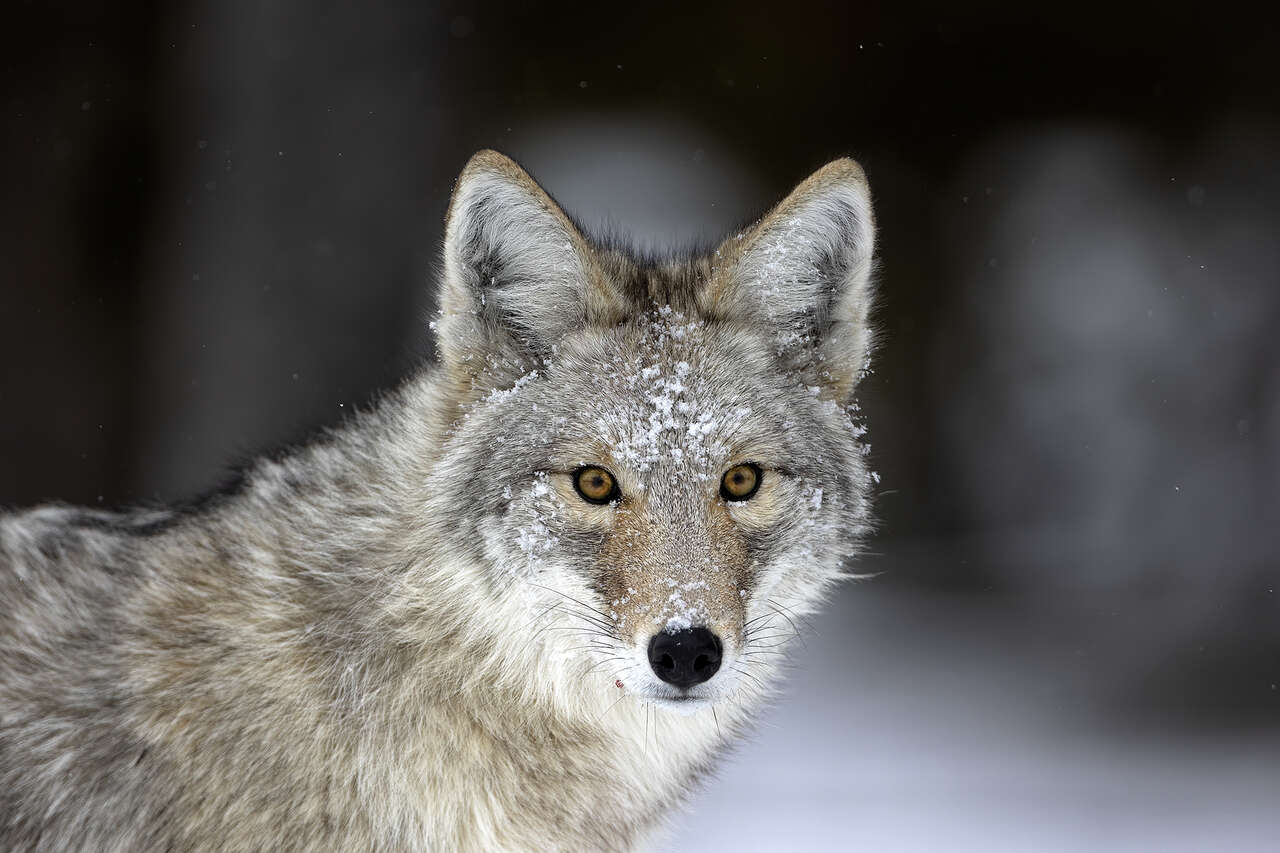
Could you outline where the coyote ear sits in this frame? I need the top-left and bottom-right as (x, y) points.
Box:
(705, 158), (876, 400)
(437, 150), (623, 386)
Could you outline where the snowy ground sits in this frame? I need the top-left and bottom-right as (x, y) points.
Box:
(667, 549), (1280, 852)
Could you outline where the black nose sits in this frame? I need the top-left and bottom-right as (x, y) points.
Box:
(647, 627), (722, 688)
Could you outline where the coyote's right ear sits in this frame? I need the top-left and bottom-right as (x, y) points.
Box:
(436, 150), (625, 390)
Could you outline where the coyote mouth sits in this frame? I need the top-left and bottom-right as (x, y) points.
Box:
(646, 693), (713, 714)
(629, 679), (725, 710)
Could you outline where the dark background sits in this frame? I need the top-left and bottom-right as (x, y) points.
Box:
(4, 3), (1279, 849)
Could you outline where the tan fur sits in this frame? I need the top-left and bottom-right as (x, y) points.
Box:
(595, 486), (753, 650)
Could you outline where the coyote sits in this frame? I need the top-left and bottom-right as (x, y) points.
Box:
(0, 150), (877, 851)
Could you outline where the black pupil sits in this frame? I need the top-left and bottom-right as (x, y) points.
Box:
(731, 470), (750, 491)
(585, 472), (608, 495)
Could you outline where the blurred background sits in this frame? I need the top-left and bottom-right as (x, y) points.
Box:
(3, 2), (1278, 849)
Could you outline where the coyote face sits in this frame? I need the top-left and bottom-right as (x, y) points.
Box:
(432, 151), (877, 712)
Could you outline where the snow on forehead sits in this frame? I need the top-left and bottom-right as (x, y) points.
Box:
(588, 305), (752, 478)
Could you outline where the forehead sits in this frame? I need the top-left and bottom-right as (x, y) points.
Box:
(535, 307), (793, 477)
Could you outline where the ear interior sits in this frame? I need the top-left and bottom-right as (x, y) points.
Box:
(436, 151), (623, 386)
(705, 158), (876, 398)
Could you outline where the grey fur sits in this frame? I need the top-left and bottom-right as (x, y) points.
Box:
(1, 151), (877, 851)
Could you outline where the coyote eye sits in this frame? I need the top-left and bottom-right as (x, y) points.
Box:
(574, 466), (619, 505)
(720, 463), (761, 502)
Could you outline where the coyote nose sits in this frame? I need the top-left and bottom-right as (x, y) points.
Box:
(647, 628), (722, 688)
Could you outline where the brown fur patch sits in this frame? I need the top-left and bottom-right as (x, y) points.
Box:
(594, 491), (750, 648)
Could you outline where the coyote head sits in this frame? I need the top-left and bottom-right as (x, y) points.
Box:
(429, 151), (875, 711)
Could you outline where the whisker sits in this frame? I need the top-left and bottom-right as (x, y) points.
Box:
(732, 663), (769, 693)
(768, 597), (817, 630)
(585, 656), (629, 675)
(537, 625), (613, 638)
(765, 601), (806, 647)
(594, 690), (630, 723)
(552, 608), (616, 632)
(743, 638), (794, 649)
(743, 631), (792, 642)
(519, 600), (563, 635)
(525, 582), (614, 621)
(742, 618), (780, 637)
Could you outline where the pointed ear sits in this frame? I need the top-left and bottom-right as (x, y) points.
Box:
(704, 158), (876, 400)
(436, 150), (625, 387)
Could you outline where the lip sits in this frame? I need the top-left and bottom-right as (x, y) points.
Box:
(643, 693), (713, 713)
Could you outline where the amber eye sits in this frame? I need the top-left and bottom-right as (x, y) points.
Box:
(720, 463), (761, 502)
(573, 466), (619, 505)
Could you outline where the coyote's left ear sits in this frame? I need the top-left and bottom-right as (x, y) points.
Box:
(436, 150), (625, 390)
(705, 158), (876, 400)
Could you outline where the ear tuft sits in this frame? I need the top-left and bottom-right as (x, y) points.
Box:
(705, 157), (876, 399)
(436, 151), (623, 386)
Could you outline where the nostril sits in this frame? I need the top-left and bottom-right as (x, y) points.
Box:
(647, 627), (723, 688)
